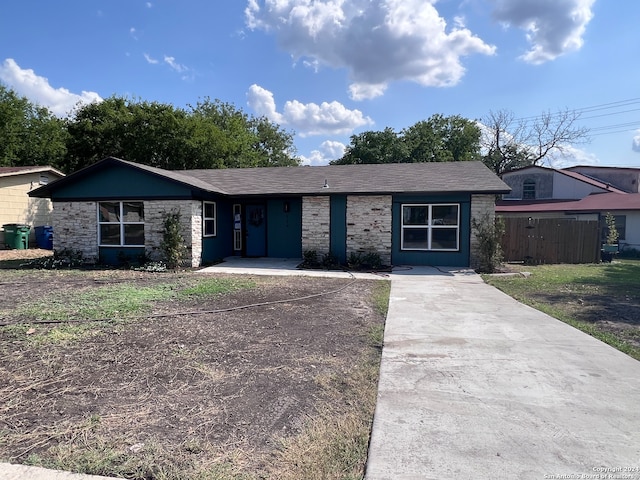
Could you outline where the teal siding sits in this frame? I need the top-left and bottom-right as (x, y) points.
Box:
(330, 195), (347, 264)
(201, 199), (234, 264)
(266, 198), (302, 257)
(99, 247), (146, 266)
(51, 165), (194, 200)
(392, 194), (471, 267)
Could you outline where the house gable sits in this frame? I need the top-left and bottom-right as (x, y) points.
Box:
(31, 161), (206, 201)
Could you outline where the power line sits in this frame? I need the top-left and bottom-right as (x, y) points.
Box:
(513, 98), (640, 123)
(509, 98), (640, 138)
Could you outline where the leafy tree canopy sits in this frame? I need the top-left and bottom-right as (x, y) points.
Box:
(64, 96), (299, 172)
(331, 114), (482, 165)
(0, 83), (68, 168)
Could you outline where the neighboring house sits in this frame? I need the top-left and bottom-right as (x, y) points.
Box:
(0, 166), (65, 247)
(498, 165), (640, 251)
(29, 157), (510, 268)
(500, 165), (627, 201)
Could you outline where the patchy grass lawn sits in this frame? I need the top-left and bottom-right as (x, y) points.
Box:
(0, 266), (388, 480)
(483, 260), (640, 361)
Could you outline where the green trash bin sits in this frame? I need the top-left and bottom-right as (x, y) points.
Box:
(2, 224), (30, 249)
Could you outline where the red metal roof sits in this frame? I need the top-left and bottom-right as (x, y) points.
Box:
(497, 192), (640, 213)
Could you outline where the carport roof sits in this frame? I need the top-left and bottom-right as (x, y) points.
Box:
(30, 157), (511, 198)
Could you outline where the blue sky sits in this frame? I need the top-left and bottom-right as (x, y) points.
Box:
(1, 0), (638, 167)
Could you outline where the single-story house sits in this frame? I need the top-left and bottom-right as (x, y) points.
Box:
(0, 166), (65, 247)
(29, 157), (510, 267)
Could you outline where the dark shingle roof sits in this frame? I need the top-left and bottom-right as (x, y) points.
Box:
(179, 161), (509, 196)
(30, 157), (510, 198)
(0, 166), (65, 178)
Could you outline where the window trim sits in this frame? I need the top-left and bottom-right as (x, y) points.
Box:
(203, 201), (217, 237)
(401, 203), (460, 252)
(97, 201), (145, 247)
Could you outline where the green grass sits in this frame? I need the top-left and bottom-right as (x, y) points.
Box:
(484, 260), (640, 360)
(19, 284), (175, 322)
(7, 277), (256, 345)
(179, 278), (255, 297)
(371, 280), (391, 317)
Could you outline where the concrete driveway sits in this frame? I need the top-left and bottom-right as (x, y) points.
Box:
(366, 267), (640, 480)
(3, 260), (638, 480)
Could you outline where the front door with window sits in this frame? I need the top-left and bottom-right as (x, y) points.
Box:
(245, 204), (266, 256)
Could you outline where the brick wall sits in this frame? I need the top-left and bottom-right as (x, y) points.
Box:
(51, 201), (99, 261)
(52, 200), (202, 267)
(346, 195), (392, 265)
(469, 194), (496, 269)
(145, 200), (202, 267)
(301, 196), (330, 254)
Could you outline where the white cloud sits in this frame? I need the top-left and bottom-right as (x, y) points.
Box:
(300, 140), (346, 166)
(130, 27), (138, 40)
(164, 55), (187, 73)
(633, 130), (640, 153)
(146, 2), (153, 7)
(0, 58), (102, 117)
(144, 53), (159, 64)
(247, 84), (373, 136)
(546, 144), (599, 168)
(490, 0), (595, 64)
(245, 0), (496, 100)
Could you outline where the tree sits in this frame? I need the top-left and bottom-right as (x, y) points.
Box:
(331, 128), (405, 165)
(480, 108), (590, 174)
(401, 114), (481, 163)
(63, 96), (299, 173)
(64, 97), (194, 172)
(0, 84), (67, 168)
(331, 115), (481, 165)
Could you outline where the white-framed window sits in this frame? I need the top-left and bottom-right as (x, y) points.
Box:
(401, 203), (460, 251)
(98, 201), (145, 246)
(203, 201), (216, 237)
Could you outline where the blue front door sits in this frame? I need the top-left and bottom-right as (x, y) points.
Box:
(245, 204), (266, 256)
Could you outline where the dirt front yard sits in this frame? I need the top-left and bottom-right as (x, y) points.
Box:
(0, 254), (387, 479)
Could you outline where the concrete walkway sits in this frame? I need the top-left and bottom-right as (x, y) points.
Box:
(2, 260), (639, 479)
(365, 266), (640, 480)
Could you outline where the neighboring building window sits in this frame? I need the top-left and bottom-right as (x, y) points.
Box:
(39, 174), (49, 185)
(522, 179), (536, 199)
(203, 201), (216, 237)
(98, 201), (145, 246)
(601, 215), (626, 242)
(401, 204), (460, 251)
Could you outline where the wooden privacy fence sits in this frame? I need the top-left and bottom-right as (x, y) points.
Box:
(500, 217), (600, 264)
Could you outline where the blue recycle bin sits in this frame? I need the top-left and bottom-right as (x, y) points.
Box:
(34, 225), (54, 250)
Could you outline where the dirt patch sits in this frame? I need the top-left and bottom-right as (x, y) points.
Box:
(0, 264), (386, 478)
(529, 291), (640, 349)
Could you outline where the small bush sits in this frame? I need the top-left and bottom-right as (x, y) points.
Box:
(347, 251), (384, 271)
(300, 250), (320, 269)
(20, 248), (84, 269)
(321, 252), (341, 270)
(471, 214), (505, 273)
(161, 210), (187, 269)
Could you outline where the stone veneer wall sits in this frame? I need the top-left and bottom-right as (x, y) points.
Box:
(346, 195), (392, 265)
(145, 200), (202, 267)
(301, 196), (330, 254)
(469, 194), (496, 269)
(51, 201), (99, 262)
(52, 200), (202, 267)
